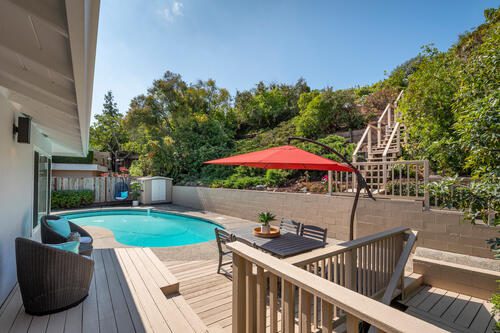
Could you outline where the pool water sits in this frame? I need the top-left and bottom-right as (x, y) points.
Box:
(60, 209), (221, 247)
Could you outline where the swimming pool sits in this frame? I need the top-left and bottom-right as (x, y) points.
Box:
(60, 209), (222, 247)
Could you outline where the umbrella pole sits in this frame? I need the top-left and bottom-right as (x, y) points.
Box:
(328, 170), (333, 195)
(288, 136), (375, 241)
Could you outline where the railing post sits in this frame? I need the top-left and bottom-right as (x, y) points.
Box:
(321, 302), (333, 333)
(283, 280), (295, 333)
(345, 249), (357, 291)
(299, 288), (312, 333)
(382, 158), (387, 194)
(245, 260), (256, 333)
(328, 170), (333, 196)
(232, 253), (246, 333)
(377, 124), (381, 147)
(367, 126), (372, 153)
(388, 105), (392, 127)
(346, 314), (360, 332)
(256, 266), (266, 333)
(423, 160), (430, 210)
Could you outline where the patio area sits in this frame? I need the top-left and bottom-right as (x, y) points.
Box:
(1, 206), (498, 333)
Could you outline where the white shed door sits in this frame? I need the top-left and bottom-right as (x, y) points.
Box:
(151, 179), (166, 201)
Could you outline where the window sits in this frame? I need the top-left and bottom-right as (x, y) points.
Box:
(33, 151), (51, 228)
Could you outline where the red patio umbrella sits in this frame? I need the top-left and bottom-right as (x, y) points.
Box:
(204, 145), (354, 172)
(204, 138), (375, 241)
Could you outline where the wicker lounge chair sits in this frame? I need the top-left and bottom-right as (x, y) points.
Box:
(15, 237), (94, 315)
(41, 215), (93, 256)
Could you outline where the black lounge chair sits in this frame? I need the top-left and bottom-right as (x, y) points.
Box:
(41, 215), (93, 256)
(15, 237), (94, 315)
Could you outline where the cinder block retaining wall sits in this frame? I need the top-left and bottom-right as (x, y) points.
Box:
(172, 186), (498, 259)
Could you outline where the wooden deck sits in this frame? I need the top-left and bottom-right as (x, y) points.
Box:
(402, 286), (498, 333)
(3, 251), (497, 333)
(165, 260), (234, 333)
(166, 260), (499, 333)
(0, 248), (208, 333)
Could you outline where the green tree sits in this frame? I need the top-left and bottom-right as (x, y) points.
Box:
(123, 72), (235, 181)
(454, 10), (500, 177)
(233, 79), (310, 134)
(294, 89), (364, 139)
(398, 47), (463, 174)
(89, 91), (128, 172)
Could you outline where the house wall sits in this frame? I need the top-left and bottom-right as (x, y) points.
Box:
(172, 186), (498, 259)
(0, 93), (52, 306)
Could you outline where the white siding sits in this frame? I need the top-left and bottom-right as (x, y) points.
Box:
(0, 92), (52, 306)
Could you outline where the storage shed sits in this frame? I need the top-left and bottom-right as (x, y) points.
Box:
(137, 176), (173, 204)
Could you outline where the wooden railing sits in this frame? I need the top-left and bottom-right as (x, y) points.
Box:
(330, 160), (430, 209)
(287, 227), (410, 299)
(353, 90), (404, 163)
(229, 239), (445, 333)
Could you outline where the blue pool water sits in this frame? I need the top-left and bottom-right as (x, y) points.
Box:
(60, 209), (222, 247)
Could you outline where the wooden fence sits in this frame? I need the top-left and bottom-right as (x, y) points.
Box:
(52, 176), (131, 203)
(332, 160), (430, 209)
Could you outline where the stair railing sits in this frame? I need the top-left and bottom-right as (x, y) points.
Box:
(352, 124), (378, 162)
(352, 90), (404, 162)
(377, 103), (392, 145)
(368, 230), (418, 333)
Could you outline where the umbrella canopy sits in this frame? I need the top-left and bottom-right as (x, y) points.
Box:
(205, 145), (354, 172)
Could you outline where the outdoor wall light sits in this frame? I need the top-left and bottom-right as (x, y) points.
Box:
(13, 116), (31, 144)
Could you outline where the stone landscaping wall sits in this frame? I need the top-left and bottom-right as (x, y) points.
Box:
(172, 186), (498, 259)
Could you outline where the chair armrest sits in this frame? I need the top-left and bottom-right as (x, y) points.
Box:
(70, 222), (93, 241)
(41, 216), (69, 244)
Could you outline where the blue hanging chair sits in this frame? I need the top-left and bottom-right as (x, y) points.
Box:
(114, 179), (129, 200)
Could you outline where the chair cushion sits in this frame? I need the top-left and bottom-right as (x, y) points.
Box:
(48, 240), (80, 254)
(47, 217), (72, 238)
(80, 237), (92, 244)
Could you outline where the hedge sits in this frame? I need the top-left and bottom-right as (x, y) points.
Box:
(51, 190), (94, 209)
(52, 151), (94, 164)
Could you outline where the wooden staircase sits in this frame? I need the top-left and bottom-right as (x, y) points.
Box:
(353, 90), (404, 164)
(352, 91), (405, 192)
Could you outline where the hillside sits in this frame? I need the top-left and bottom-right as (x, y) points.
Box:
(89, 8), (499, 190)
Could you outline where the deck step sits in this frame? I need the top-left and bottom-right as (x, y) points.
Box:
(402, 272), (424, 301)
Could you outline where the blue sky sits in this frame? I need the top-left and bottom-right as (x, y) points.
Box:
(91, 0), (498, 117)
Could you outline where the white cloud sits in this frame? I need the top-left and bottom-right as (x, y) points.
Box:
(172, 2), (183, 16)
(160, 1), (183, 22)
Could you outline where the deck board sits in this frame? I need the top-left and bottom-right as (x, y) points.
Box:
(0, 249), (207, 333)
(405, 286), (497, 333)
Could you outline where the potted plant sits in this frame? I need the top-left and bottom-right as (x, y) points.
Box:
(130, 182), (142, 207)
(258, 211), (276, 234)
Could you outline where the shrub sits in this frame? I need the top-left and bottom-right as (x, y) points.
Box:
(52, 151), (94, 164)
(51, 190), (94, 209)
(426, 176), (500, 224)
(385, 180), (425, 197)
(265, 169), (290, 187)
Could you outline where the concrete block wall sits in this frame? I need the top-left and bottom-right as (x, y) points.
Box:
(172, 186), (499, 259)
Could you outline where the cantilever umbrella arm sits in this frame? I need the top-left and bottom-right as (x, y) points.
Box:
(288, 137), (375, 240)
